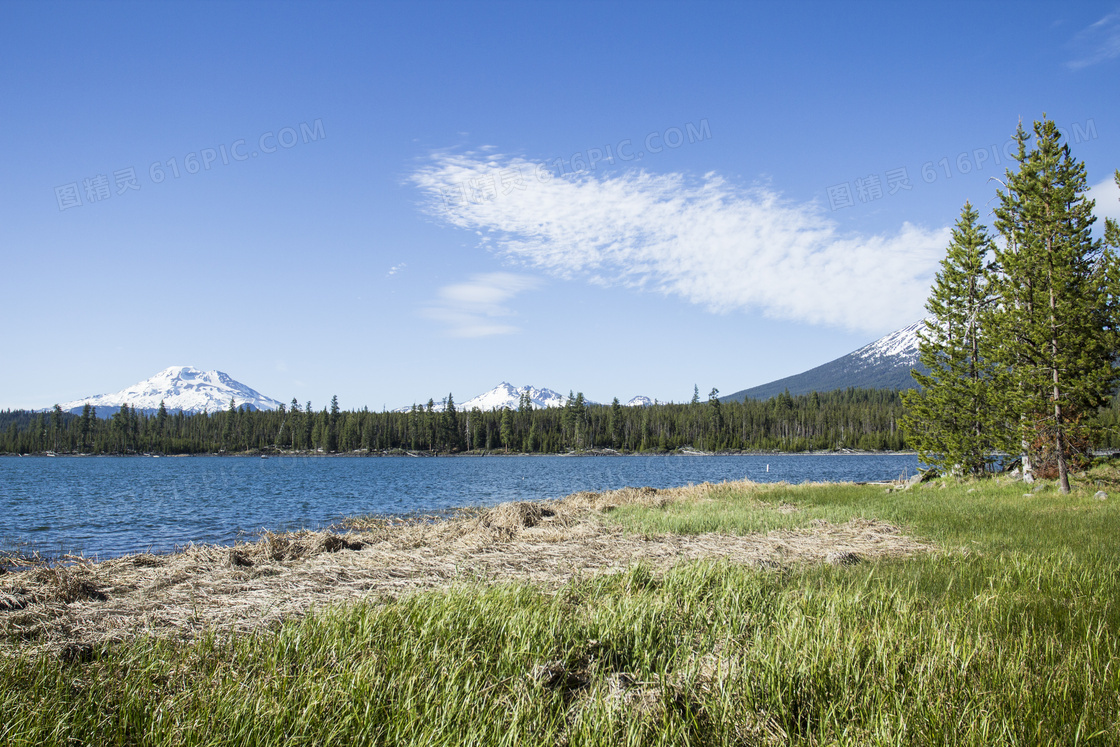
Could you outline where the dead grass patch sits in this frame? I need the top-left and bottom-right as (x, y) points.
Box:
(0, 480), (932, 654)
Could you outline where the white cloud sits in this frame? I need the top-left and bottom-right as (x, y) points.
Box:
(387, 263), (407, 276)
(1089, 175), (1120, 222)
(422, 272), (541, 338)
(411, 154), (949, 334)
(1067, 10), (1120, 69)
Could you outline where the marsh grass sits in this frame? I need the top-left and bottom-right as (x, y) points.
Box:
(3, 472), (1120, 745)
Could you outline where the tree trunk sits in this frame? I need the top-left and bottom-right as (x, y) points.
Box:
(1054, 372), (1070, 493)
(1049, 250), (1070, 494)
(1055, 426), (1070, 491)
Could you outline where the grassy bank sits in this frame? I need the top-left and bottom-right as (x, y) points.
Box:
(3, 472), (1120, 745)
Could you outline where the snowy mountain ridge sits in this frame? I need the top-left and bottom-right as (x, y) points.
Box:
(397, 383), (656, 412)
(849, 319), (924, 367)
(56, 366), (285, 417)
(462, 382), (571, 411)
(397, 383), (579, 413)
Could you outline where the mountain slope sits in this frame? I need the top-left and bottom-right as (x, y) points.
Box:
(57, 366), (284, 417)
(722, 320), (926, 402)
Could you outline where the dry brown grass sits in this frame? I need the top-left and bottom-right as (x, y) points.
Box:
(0, 481), (932, 653)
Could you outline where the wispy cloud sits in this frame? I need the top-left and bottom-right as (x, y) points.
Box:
(411, 154), (949, 334)
(1067, 10), (1120, 69)
(387, 262), (407, 276)
(422, 272), (541, 337)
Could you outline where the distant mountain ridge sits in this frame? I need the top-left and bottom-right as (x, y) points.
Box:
(395, 383), (569, 413)
(397, 383), (656, 412)
(56, 366), (284, 417)
(722, 320), (927, 402)
(462, 382), (571, 411)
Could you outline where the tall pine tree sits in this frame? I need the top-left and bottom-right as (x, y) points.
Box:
(990, 119), (1120, 492)
(328, 395), (340, 452)
(902, 202), (1007, 475)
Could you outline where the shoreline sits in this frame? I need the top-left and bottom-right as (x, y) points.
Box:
(0, 479), (931, 652)
(2, 448), (920, 458)
(0, 453), (925, 562)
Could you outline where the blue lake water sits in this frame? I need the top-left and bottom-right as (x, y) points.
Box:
(0, 454), (919, 559)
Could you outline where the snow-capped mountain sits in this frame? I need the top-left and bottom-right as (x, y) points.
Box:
(461, 382), (571, 411)
(56, 366), (284, 417)
(722, 319), (927, 402)
(398, 383), (590, 412)
(624, 395), (654, 407)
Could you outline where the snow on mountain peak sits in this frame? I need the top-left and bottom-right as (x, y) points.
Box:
(398, 383), (591, 412)
(852, 319), (925, 367)
(459, 383), (572, 411)
(56, 367), (284, 416)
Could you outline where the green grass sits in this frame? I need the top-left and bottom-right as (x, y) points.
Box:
(4, 472), (1120, 745)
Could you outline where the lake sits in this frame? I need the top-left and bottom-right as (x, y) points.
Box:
(0, 453), (919, 559)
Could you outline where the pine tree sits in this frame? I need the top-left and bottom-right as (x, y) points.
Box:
(79, 403), (93, 451)
(155, 400), (168, 452)
(408, 404), (419, 450)
(426, 399), (436, 450)
(341, 412), (361, 451)
(311, 414), (325, 451)
(609, 397), (622, 447)
(526, 418), (538, 452)
(573, 392), (586, 449)
(902, 202), (1006, 475)
(112, 404), (131, 452)
(284, 398), (300, 450)
(499, 406), (513, 452)
(562, 391), (576, 447)
(222, 398), (237, 450)
(990, 119), (1120, 492)
(49, 404), (63, 452)
(304, 401), (314, 450)
(708, 388), (723, 447)
(328, 395), (340, 452)
(440, 393), (460, 451)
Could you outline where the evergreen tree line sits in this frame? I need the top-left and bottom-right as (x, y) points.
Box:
(902, 118), (1120, 491)
(0, 388), (914, 455)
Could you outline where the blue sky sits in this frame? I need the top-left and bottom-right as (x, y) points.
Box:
(2, 0), (1119, 411)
